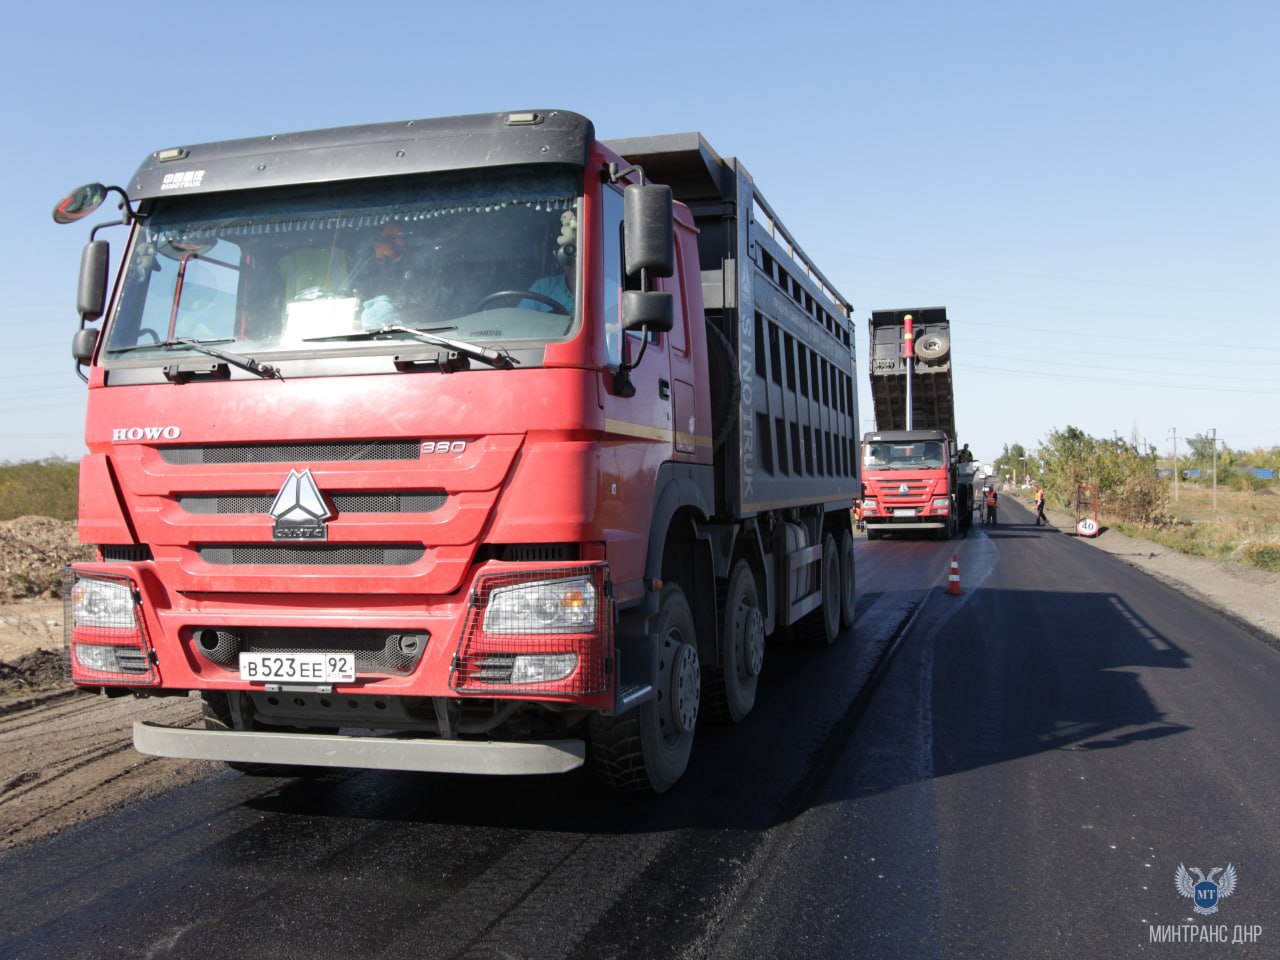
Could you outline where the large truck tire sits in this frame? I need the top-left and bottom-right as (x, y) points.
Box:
(703, 560), (764, 724)
(786, 532), (842, 646)
(915, 331), (950, 362)
(589, 584), (700, 794)
(817, 532), (842, 644)
(838, 527), (857, 630)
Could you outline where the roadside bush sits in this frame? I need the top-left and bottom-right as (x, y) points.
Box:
(0, 459), (78, 521)
(1225, 470), (1272, 493)
(1103, 471), (1169, 525)
(1036, 426), (1170, 525)
(1236, 540), (1280, 573)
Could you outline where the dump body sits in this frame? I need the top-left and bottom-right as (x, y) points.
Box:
(603, 133), (860, 520)
(867, 307), (954, 435)
(859, 307), (972, 538)
(61, 110), (859, 793)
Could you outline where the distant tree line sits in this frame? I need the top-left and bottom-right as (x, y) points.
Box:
(994, 428), (1280, 523)
(1176, 434), (1279, 490)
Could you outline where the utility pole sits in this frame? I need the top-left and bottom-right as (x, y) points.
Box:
(1211, 427), (1218, 510)
(1169, 427), (1179, 502)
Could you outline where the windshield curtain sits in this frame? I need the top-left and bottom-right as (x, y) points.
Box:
(864, 441), (946, 470)
(105, 165), (583, 359)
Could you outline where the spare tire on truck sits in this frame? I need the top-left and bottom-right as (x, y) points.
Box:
(915, 331), (949, 362)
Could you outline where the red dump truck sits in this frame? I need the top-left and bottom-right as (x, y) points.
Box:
(860, 307), (974, 540)
(54, 109), (861, 793)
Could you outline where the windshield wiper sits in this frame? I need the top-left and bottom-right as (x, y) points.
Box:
(305, 325), (519, 370)
(108, 338), (279, 379)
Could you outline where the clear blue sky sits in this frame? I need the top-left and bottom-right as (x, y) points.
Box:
(5, 0), (1277, 468)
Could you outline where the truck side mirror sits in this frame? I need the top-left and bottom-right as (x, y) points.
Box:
(623, 184), (674, 279)
(72, 327), (99, 364)
(78, 240), (110, 322)
(53, 183), (109, 224)
(622, 290), (674, 333)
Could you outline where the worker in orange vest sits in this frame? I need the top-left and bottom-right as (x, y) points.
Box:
(1034, 486), (1047, 526)
(985, 486), (998, 525)
(853, 499), (865, 532)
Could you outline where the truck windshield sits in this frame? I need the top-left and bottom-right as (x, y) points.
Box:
(864, 441), (945, 470)
(103, 166), (582, 363)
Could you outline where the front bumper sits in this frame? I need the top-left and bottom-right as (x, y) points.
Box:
(134, 721), (586, 775)
(863, 516), (948, 530)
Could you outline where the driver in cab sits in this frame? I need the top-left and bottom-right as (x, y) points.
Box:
(521, 210), (576, 314)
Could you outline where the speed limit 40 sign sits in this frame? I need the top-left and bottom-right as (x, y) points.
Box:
(1077, 517), (1100, 537)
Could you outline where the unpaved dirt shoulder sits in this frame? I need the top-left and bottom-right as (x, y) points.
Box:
(0, 516), (220, 850)
(0, 691), (217, 850)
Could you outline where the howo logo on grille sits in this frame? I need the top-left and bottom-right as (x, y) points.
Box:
(112, 426), (181, 441)
(269, 469), (332, 541)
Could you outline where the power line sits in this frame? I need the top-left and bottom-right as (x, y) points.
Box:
(963, 362), (1280, 395)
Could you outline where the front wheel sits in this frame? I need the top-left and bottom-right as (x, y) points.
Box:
(199, 692), (298, 776)
(590, 584), (700, 794)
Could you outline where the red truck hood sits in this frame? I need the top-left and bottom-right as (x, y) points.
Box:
(80, 369), (600, 597)
(863, 468), (950, 500)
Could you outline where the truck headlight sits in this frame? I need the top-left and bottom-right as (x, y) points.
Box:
(862, 500), (879, 514)
(71, 577), (136, 629)
(75, 643), (128, 672)
(483, 576), (597, 634)
(510, 654), (578, 684)
(932, 498), (951, 510)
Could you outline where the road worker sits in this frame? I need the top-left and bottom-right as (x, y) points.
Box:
(1034, 486), (1047, 526)
(985, 485), (998, 525)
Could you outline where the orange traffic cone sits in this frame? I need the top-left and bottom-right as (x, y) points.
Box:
(946, 554), (964, 596)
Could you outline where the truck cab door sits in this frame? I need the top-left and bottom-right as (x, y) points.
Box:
(597, 185), (674, 596)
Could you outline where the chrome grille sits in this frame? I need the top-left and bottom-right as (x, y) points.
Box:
(180, 492), (447, 514)
(160, 440), (421, 464)
(197, 545), (424, 565)
(883, 482), (930, 500)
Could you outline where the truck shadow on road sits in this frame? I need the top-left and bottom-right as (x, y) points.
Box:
(229, 585), (916, 838)
(905, 586), (1190, 789)
(221, 577), (1196, 843)
(233, 624), (892, 836)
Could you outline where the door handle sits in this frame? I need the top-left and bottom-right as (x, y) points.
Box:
(658, 379), (671, 400)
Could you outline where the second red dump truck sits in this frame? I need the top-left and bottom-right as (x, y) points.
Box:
(860, 307), (975, 540)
